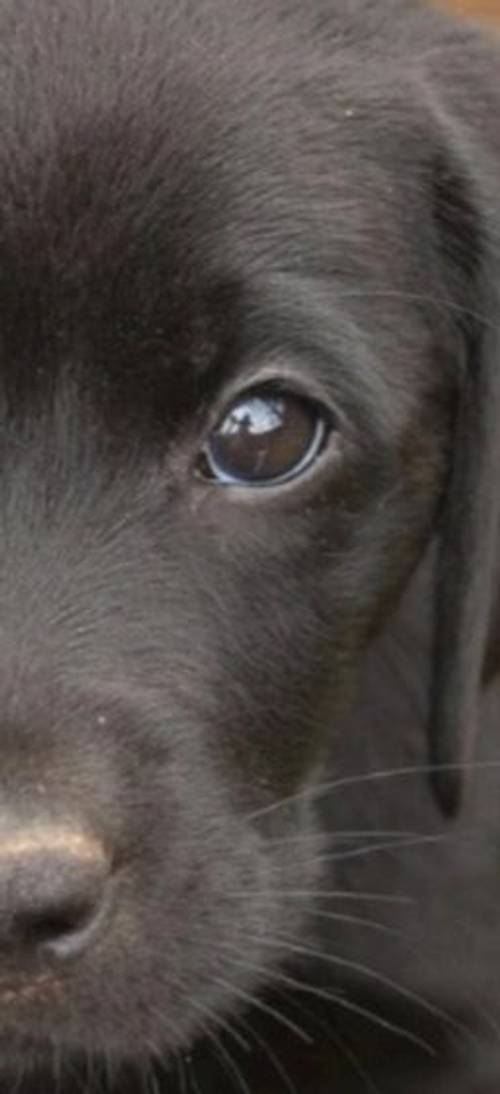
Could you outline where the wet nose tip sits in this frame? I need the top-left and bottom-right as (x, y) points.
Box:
(0, 828), (110, 959)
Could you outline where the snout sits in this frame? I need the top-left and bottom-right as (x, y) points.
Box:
(0, 824), (111, 964)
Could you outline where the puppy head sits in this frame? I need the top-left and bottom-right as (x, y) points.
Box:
(0, 0), (496, 1074)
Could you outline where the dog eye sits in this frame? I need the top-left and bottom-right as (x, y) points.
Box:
(199, 387), (329, 486)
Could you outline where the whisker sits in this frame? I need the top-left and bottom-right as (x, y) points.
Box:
(145, 1063), (162, 1094)
(146, 983), (252, 1094)
(272, 983), (340, 1040)
(186, 1057), (205, 1094)
(218, 946), (436, 1057)
(306, 908), (406, 938)
(227, 889), (414, 905)
(246, 760), (500, 824)
(310, 833), (450, 863)
(189, 997), (251, 1054)
(211, 975), (314, 1045)
(258, 976), (383, 1094)
(52, 1041), (63, 1094)
(260, 933), (477, 1046)
(176, 1055), (189, 1094)
(468, 1002), (500, 1042)
(209, 1031), (252, 1094)
(84, 1050), (100, 1094)
(267, 828), (428, 846)
(323, 1027), (383, 1094)
(8, 1062), (27, 1094)
(102, 1047), (118, 1094)
(235, 1014), (299, 1094)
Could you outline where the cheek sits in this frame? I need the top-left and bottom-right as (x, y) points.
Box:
(188, 573), (336, 804)
(187, 492), (444, 806)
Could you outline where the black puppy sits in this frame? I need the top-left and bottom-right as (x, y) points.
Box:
(0, 0), (499, 1091)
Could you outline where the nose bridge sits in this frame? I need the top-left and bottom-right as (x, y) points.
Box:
(0, 459), (172, 713)
(0, 824), (108, 865)
(0, 491), (131, 678)
(0, 683), (125, 874)
(0, 686), (83, 783)
(0, 631), (116, 751)
(0, 539), (157, 712)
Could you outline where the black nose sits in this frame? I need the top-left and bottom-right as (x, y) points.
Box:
(0, 827), (110, 961)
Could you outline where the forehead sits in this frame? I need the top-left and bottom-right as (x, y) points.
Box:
(0, 0), (429, 425)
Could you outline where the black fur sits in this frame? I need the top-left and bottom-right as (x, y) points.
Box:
(0, 1), (498, 1090)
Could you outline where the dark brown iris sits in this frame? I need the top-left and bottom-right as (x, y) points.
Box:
(202, 388), (327, 486)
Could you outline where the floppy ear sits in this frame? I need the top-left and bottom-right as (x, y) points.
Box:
(429, 143), (500, 816)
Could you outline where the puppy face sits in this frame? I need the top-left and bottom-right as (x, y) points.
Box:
(0, 0), (494, 1076)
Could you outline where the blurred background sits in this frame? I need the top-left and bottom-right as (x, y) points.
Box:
(443, 0), (500, 21)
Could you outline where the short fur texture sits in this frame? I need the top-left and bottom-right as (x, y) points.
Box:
(0, 1), (498, 1090)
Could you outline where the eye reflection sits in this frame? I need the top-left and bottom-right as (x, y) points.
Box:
(221, 396), (285, 438)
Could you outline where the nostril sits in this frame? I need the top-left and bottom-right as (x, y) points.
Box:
(0, 830), (111, 961)
(10, 870), (109, 962)
(15, 899), (97, 949)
